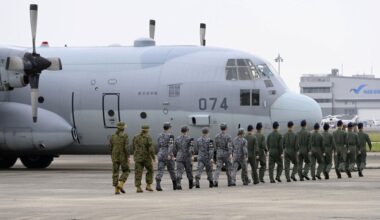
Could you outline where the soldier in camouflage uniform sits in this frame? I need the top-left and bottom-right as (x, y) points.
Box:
(110, 122), (130, 195)
(155, 122), (176, 191)
(255, 123), (267, 183)
(283, 121), (298, 182)
(321, 123), (335, 179)
(333, 120), (346, 179)
(309, 123), (324, 180)
(174, 126), (194, 190)
(132, 125), (155, 193)
(213, 123), (233, 187)
(231, 128), (249, 186)
(345, 122), (359, 178)
(195, 127), (214, 188)
(356, 122), (372, 177)
(297, 120), (311, 181)
(245, 125), (259, 184)
(267, 121), (283, 183)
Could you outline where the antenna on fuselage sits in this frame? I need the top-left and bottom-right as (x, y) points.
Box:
(200, 23), (206, 46)
(149, 19), (156, 40)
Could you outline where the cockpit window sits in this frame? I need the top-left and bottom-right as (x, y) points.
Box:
(225, 59), (260, 80)
(256, 64), (274, 77)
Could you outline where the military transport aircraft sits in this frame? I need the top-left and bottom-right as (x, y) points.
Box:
(0, 4), (322, 169)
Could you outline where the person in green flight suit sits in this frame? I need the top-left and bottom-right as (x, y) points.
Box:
(321, 123), (336, 180)
(309, 123), (325, 180)
(110, 122), (130, 195)
(297, 120), (311, 181)
(345, 122), (359, 178)
(283, 121), (299, 182)
(132, 125), (156, 193)
(356, 122), (372, 177)
(244, 125), (259, 184)
(255, 122), (267, 183)
(332, 120), (346, 179)
(267, 121), (283, 183)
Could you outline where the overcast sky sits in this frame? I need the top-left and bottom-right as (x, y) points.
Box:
(1, 0), (379, 92)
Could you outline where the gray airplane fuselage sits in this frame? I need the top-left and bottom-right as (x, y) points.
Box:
(0, 44), (322, 155)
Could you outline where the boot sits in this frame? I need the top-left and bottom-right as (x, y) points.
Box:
(275, 177), (282, 183)
(195, 179), (200, 188)
(287, 179), (291, 182)
(115, 187), (120, 195)
(323, 172), (328, 179)
(156, 181), (163, 191)
(337, 172), (342, 179)
(213, 181), (218, 187)
(303, 175), (310, 180)
(312, 177), (316, 181)
(189, 180), (194, 189)
(177, 185), (182, 190)
(136, 186), (143, 193)
(146, 184), (154, 192)
(291, 176), (297, 182)
(117, 181), (126, 194)
(347, 171), (352, 178)
(209, 180), (214, 188)
(316, 175), (321, 180)
(172, 180), (177, 190)
(359, 171), (363, 177)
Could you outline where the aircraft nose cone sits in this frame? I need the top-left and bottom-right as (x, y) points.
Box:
(270, 92), (322, 127)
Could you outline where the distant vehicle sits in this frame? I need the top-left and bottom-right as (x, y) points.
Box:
(321, 114), (359, 128)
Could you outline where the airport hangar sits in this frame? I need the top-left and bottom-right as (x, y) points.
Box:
(299, 69), (380, 120)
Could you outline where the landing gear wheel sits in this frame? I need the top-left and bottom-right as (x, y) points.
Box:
(20, 155), (53, 169)
(0, 156), (17, 169)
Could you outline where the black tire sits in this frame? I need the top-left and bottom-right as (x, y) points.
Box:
(20, 155), (53, 169)
(0, 156), (17, 169)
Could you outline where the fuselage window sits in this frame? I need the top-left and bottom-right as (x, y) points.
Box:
(240, 89), (260, 106)
(238, 67), (252, 80)
(252, 89), (260, 106)
(240, 89), (251, 106)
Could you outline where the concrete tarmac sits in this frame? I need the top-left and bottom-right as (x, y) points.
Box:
(1, 155), (380, 220)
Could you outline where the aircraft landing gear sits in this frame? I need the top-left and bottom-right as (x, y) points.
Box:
(0, 156), (18, 169)
(20, 155), (54, 169)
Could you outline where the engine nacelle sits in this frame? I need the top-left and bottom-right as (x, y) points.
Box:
(0, 102), (74, 153)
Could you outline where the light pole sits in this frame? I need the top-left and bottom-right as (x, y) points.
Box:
(274, 54), (283, 75)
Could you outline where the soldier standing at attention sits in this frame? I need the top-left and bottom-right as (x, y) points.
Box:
(297, 120), (311, 181)
(346, 122), (359, 178)
(255, 122), (267, 183)
(245, 125), (259, 184)
(309, 123), (324, 180)
(356, 122), (372, 177)
(321, 123), (336, 180)
(174, 126), (195, 190)
(110, 122), (130, 195)
(132, 125), (155, 193)
(231, 128), (249, 186)
(267, 121), (283, 183)
(195, 127), (214, 188)
(213, 123), (233, 187)
(155, 122), (177, 191)
(283, 121), (299, 182)
(333, 120), (346, 179)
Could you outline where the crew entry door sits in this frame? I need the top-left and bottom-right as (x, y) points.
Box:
(102, 93), (120, 128)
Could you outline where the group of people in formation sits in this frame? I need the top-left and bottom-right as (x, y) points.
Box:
(109, 119), (372, 194)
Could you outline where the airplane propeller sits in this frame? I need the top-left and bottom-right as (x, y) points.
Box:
(200, 23), (206, 46)
(5, 4), (62, 123)
(149, 19), (156, 40)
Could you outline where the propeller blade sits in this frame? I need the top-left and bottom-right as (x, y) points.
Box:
(46, 58), (62, 70)
(200, 23), (206, 46)
(31, 88), (39, 123)
(149, 19), (156, 39)
(6, 57), (24, 72)
(30, 4), (38, 54)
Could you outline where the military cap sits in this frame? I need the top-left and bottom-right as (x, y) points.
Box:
(288, 121), (294, 128)
(358, 122), (363, 129)
(256, 122), (263, 130)
(301, 120), (307, 127)
(337, 120), (343, 127)
(220, 123), (227, 130)
(117, 122), (125, 129)
(323, 123), (330, 131)
(273, 121), (279, 129)
(314, 123), (320, 130)
(347, 122), (353, 128)
(247, 124), (253, 132)
(163, 122), (172, 130)
(181, 125), (189, 133)
(141, 124), (150, 130)
(202, 127), (209, 134)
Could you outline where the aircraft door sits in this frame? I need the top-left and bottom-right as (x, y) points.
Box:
(102, 93), (120, 128)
